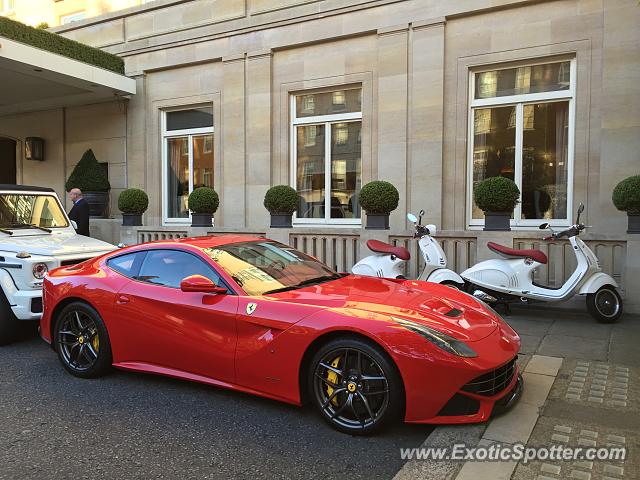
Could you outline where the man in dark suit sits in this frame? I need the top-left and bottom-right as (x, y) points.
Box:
(68, 188), (90, 237)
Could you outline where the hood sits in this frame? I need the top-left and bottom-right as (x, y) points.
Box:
(0, 231), (115, 257)
(271, 275), (499, 342)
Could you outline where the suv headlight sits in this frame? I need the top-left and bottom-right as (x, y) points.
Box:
(32, 262), (48, 279)
(392, 317), (477, 358)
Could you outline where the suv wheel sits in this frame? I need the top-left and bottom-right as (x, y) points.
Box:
(0, 292), (20, 346)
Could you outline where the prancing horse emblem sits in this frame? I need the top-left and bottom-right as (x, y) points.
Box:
(246, 302), (257, 315)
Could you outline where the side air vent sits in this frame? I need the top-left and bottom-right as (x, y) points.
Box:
(444, 308), (462, 317)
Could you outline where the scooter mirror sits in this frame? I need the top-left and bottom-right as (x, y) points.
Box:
(539, 223), (550, 230)
(407, 213), (418, 223)
(419, 209), (425, 216)
(577, 203), (584, 223)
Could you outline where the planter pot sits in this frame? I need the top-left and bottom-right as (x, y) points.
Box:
(84, 191), (109, 219)
(628, 213), (640, 234)
(270, 213), (292, 228)
(191, 212), (213, 227)
(122, 213), (143, 226)
(483, 211), (511, 231)
(365, 213), (390, 230)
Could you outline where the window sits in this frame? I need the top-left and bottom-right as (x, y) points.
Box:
(136, 250), (225, 289)
(107, 252), (145, 278)
(60, 11), (86, 24)
(292, 88), (362, 224)
(1, 0), (14, 13)
(468, 60), (575, 226)
(203, 241), (337, 296)
(162, 106), (214, 222)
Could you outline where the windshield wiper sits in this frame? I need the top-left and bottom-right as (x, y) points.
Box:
(263, 274), (342, 295)
(9, 223), (52, 233)
(0, 227), (13, 235)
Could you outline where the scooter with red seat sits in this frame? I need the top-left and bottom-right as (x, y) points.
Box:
(352, 210), (464, 287)
(461, 203), (623, 323)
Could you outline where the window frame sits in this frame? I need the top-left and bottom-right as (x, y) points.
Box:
(290, 87), (363, 226)
(161, 104), (214, 225)
(466, 58), (577, 229)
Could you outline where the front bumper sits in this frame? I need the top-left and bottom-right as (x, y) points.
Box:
(10, 289), (42, 320)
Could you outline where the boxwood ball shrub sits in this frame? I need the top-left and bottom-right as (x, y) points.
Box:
(358, 181), (400, 214)
(612, 175), (640, 214)
(474, 176), (520, 213)
(65, 149), (110, 193)
(264, 185), (299, 215)
(188, 187), (219, 214)
(118, 189), (149, 215)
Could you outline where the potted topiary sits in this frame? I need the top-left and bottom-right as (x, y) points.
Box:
(188, 187), (219, 227)
(65, 149), (111, 218)
(612, 175), (640, 233)
(118, 188), (149, 226)
(264, 185), (298, 228)
(358, 180), (399, 229)
(474, 176), (520, 231)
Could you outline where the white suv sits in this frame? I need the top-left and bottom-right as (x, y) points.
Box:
(0, 185), (115, 344)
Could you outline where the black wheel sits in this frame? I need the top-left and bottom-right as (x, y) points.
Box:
(53, 302), (112, 378)
(308, 337), (403, 435)
(0, 292), (20, 346)
(586, 286), (623, 323)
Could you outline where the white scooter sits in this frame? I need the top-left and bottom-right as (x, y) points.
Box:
(462, 203), (623, 323)
(352, 210), (464, 286)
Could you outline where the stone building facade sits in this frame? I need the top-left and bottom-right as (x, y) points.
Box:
(1, 0), (639, 310)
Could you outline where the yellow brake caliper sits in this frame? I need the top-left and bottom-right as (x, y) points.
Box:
(326, 356), (341, 406)
(91, 329), (100, 353)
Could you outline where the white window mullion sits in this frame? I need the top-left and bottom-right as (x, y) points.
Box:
(188, 135), (194, 221)
(514, 103), (524, 224)
(324, 122), (331, 223)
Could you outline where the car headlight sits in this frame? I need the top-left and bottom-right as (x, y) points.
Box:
(32, 262), (48, 279)
(392, 317), (477, 358)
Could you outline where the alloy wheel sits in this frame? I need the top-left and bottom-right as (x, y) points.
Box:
(313, 347), (390, 431)
(594, 288), (620, 318)
(57, 310), (100, 372)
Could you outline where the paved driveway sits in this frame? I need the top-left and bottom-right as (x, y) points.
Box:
(0, 336), (430, 480)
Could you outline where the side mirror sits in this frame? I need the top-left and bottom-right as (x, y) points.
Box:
(407, 213), (418, 223)
(180, 275), (227, 294)
(539, 223), (550, 230)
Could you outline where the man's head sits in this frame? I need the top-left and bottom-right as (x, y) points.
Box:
(68, 188), (83, 203)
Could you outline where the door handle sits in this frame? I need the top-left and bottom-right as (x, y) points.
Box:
(116, 294), (130, 304)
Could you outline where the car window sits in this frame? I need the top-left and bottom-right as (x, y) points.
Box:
(136, 249), (224, 289)
(107, 252), (145, 278)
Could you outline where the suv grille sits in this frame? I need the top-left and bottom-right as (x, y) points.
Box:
(461, 357), (517, 397)
(60, 258), (91, 267)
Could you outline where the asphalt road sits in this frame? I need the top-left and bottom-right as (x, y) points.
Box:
(0, 335), (431, 480)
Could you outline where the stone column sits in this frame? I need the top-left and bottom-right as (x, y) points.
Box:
(408, 19), (445, 227)
(246, 50), (273, 230)
(624, 237), (640, 314)
(126, 75), (149, 217)
(221, 54), (246, 228)
(377, 25), (409, 232)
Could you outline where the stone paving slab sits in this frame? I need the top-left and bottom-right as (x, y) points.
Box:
(548, 360), (638, 413)
(511, 415), (637, 480)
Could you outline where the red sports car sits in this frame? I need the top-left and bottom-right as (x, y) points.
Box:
(41, 235), (522, 434)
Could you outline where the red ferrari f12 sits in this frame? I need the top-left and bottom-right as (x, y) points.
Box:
(41, 235), (522, 434)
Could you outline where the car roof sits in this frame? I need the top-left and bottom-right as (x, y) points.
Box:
(0, 184), (55, 193)
(126, 234), (269, 251)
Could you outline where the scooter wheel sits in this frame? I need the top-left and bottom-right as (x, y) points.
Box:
(586, 286), (623, 323)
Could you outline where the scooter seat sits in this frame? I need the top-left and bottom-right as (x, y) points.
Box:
(487, 242), (548, 264)
(366, 239), (411, 260)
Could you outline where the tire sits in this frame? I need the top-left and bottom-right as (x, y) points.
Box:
(586, 286), (623, 324)
(0, 292), (20, 346)
(53, 302), (113, 378)
(308, 337), (403, 435)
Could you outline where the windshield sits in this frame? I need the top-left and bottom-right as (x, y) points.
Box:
(0, 194), (69, 229)
(202, 241), (339, 296)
